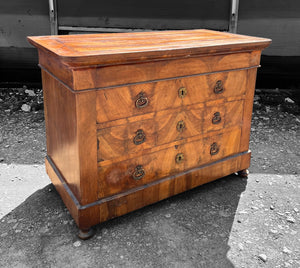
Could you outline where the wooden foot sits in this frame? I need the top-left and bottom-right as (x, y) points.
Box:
(237, 169), (249, 178)
(78, 228), (95, 240)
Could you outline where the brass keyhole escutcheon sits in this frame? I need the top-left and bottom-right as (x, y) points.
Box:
(178, 87), (187, 98)
(176, 120), (185, 132)
(135, 92), (149, 108)
(133, 129), (146, 145)
(212, 112), (221, 124)
(210, 142), (220, 155)
(214, 80), (224, 94)
(175, 153), (184, 164)
(132, 165), (145, 180)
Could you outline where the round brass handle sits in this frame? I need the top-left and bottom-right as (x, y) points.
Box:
(210, 142), (220, 155)
(132, 165), (145, 180)
(178, 87), (187, 98)
(175, 153), (184, 164)
(176, 120), (185, 132)
(135, 92), (149, 108)
(212, 112), (222, 124)
(214, 80), (224, 94)
(133, 129), (146, 145)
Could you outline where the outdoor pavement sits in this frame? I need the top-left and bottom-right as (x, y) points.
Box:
(0, 163), (299, 268)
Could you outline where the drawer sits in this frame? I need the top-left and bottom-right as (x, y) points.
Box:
(97, 127), (241, 198)
(96, 69), (247, 123)
(97, 100), (244, 162)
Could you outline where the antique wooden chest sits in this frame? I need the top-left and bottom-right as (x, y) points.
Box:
(28, 30), (271, 239)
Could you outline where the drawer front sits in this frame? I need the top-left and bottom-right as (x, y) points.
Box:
(97, 100), (244, 162)
(96, 69), (247, 123)
(97, 127), (241, 198)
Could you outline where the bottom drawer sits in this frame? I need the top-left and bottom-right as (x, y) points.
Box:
(97, 127), (241, 198)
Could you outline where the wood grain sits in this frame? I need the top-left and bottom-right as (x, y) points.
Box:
(42, 70), (81, 200)
(96, 69), (248, 123)
(31, 29), (270, 233)
(27, 29), (271, 66)
(46, 149), (251, 229)
(97, 100), (244, 162)
(97, 127), (241, 198)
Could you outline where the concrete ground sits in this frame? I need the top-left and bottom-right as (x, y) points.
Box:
(0, 87), (299, 267)
(0, 164), (299, 268)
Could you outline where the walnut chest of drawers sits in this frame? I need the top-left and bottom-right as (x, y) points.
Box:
(28, 29), (271, 238)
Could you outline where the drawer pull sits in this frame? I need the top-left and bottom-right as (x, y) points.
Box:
(175, 153), (184, 164)
(212, 112), (222, 124)
(210, 142), (220, 155)
(176, 120), (185, 132)
(214, 80), (224, 94)
(135, 92), (149, 108)
(133, 129), (146, 145)
(132, 165), (145, 180)
(178, 87), (187, 98)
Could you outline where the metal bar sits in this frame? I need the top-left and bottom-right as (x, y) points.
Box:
(58, 26), (153, 33)
(229, 0), (239, 33)
(49, 0), (58, 35)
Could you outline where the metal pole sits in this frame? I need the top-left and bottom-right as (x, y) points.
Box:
(49, 0), (58, 35)
(229, 0), (239, 33)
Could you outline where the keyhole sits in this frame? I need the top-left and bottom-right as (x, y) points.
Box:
(177, 120), (185, 132)
(178, 87), (187, 98)
(175, 153), (184, 163)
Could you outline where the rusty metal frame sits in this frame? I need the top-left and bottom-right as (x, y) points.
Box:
(229, 0), (239, 33)
(49, 0), (58, 35)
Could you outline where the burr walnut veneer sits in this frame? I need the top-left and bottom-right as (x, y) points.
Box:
(28, 30), (271, 238)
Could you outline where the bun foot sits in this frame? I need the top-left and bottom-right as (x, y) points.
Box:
(78, 228), (95, 240)
(237, 169), (249, 178)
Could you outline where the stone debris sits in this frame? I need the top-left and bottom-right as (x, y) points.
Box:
(7, 219), (17, 224)
(258, 254), (267, 262)
(285, 97), (295, 104)
(286, 216), (296, 223)
(165, 213), (171, 218)
(25, 89), (36, 97)
(282, 247), (292, 255)
(73, 241), (81, 247)
(238, 243), (244, 251)
(21, 104), (31, 112)
(0, 232), (8, 237)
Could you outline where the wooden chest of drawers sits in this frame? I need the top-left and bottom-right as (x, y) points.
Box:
(28, 29), (271, 239)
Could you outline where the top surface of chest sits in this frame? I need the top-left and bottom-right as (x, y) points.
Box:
(28, 29), (271, 66)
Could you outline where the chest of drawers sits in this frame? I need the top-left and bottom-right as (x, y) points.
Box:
(28, 29), (271, 239)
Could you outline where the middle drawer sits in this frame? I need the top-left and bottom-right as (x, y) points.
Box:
(97, 99), (244, 162)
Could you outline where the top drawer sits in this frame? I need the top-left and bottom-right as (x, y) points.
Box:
(96, 69), (248, 123)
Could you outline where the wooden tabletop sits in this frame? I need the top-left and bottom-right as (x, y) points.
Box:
(28, 29), (271, 66)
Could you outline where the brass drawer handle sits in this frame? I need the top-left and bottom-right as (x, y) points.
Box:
(132, 165), (145, 180)
(212, 112), (222, 124)
(135, 92), (149, 108)
(214, 80), (224, 94)
(175, 153), (184, 164)
(210, 142), (220, 155)
(178, 87), (187, 98)
(133, 129), (146, 145)
(176, 120), (185, 132)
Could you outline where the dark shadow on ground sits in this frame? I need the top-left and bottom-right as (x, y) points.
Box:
(0, 174), (247, 268)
